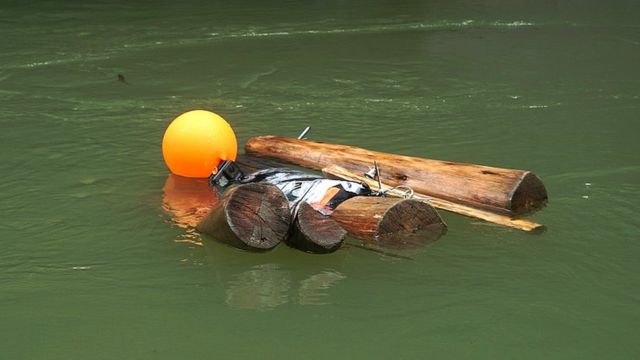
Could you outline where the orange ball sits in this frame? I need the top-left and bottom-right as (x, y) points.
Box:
(162, 110), (237, 178)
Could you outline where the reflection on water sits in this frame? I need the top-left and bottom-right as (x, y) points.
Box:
(225, 263), (291, 311)
(298, 270), (346, 305)
(225, 263), (347, 311)
(202, 239), (351, 311)
(162, 174), (217, 244)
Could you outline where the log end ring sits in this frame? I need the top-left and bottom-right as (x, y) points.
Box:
(289, 202), (346, 253)
(510, 172), (548, 215)
(224, 183), (290, 251)
(376, 199), (447, 247)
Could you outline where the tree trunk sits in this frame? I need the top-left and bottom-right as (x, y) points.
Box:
(288, 202), (346, 253)
(245, 136), (547, 216)
(331, 196), (446, 247)
(197, 183), (290, 251)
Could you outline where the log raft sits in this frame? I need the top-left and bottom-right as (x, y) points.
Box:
(235, 154), (296, 173)
(236, 154), (444, 249)
(196, 183), (290, 251)
(245, 136), (548, 216)
(331, 196), (447, 247)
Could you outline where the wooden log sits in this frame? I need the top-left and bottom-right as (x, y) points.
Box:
(236, 154), (346, 254)
(288, 202), (346, 253)
(323, 165), (544, 232)
(245, 136), (548, 216)
(196, 183), (290, 251)
(331, 196), (447, 247)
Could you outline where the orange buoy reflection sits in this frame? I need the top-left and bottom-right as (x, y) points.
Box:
(162, 174), (218, 229)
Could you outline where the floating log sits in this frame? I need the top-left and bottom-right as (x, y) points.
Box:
(196, 183), (290, 251)
(330, 196), (446, 247)
(236, 154), (347, 254)
(245, 136), (548, 216)
(323, 165), (544, 232)
(288, 202), (346, 253)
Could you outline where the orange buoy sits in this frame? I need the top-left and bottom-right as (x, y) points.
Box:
(162, 110), (237, 178)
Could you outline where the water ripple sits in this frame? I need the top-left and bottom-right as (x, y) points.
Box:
(2, 19), (539, 70)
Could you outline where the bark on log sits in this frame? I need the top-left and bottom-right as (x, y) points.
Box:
(331, 196), (447, 247)
(288, 202), (346, 253)
(323, 164), (544, 232)
(245, 136), (548, 216)
(196, 183), (290, 251)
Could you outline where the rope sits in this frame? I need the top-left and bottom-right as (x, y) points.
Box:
(382, 185), (414, 199)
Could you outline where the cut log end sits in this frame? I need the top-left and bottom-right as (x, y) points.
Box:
(376, 199), (447, 247)
(332, 196), (447, 248)
(510, 172), (548, 215)
(197, 183), (290, 251)
(225, 183), (290, 250)
(289, 202), (346, 253)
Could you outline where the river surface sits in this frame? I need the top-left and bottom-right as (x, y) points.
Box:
(1, 1), (639, 359)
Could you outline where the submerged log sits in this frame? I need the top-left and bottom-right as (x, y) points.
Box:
(331, 196), (447, 247)
(245, 136), (548, 216)
(323, 165), (544, 232)
(288, 202), (346, 253)
(196, 183), (290, 251)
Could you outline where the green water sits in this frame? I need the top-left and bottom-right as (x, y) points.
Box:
(2, 1), (639, 358)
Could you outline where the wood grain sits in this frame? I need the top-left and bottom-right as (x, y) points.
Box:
(197, 183), (290, 251)
(331, 196), (447, 247)
(288, 202), (346, 253)
(323, 164), (544, 232)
